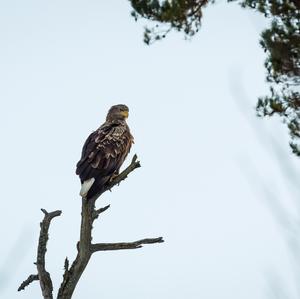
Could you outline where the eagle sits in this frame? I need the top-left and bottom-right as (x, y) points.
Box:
(76, 104), (134, 199)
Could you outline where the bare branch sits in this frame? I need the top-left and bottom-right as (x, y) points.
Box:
(93, 204), (110, 220)
(17, 274), (39, 292)
(104, 154), (141, 192)
(91, 237), (164, 252)
(36, 209), (62, 299)
(57, 199), (94, 299)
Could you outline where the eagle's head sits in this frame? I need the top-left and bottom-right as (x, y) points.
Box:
(106, 104), (129, 121)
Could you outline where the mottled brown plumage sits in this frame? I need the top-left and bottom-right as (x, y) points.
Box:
(76, 105), (134, 199)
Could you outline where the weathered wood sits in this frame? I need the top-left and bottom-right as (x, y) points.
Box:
(91, 237), (164, 252)
(18, 209), (61, 297)
(37, 209), (62, 299)
(57, 198), (94, 299)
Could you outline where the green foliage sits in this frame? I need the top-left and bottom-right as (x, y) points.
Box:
(239, 0), (300, 155)
(129, 0), (300, 156)
(257, 88), (300, 154)
(130, 0), (211, 44)
(240, 0), (300, 84)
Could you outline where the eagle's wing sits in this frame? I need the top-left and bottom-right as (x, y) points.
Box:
(76, 122), (132, 193)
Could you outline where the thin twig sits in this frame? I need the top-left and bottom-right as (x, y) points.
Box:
(93, 204), (110, 220)
(64, 258), (69, 272)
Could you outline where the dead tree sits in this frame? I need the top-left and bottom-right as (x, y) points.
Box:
(18, 155), (164, 299)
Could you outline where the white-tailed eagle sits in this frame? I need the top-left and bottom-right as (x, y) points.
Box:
(76, 104), (134, 199)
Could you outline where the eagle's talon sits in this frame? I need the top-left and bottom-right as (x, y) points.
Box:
(109, 172), (119, 182)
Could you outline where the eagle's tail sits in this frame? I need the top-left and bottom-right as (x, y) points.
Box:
(80, 175), (111, 199)
(79, 178), (95, 198)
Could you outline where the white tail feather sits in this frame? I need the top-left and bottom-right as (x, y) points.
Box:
(80, 178), (95, 198)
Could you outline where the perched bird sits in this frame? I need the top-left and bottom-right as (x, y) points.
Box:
(76, 104), (134, 199)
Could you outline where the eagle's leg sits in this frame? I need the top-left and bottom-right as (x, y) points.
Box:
(80, 178), (95, 198)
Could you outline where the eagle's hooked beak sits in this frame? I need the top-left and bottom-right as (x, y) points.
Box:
(121, 111), (129, 118)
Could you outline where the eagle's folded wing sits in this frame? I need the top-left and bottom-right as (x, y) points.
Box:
(76, 122), (132, 197)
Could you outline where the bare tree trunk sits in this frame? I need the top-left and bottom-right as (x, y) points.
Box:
(57, 198), (94, 299)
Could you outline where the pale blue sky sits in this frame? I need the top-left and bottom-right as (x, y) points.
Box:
(1, 1), (300, 299)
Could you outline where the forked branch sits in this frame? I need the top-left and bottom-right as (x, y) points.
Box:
(18, 209), (62, 298)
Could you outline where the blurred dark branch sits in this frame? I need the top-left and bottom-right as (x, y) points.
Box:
(229, 70), (300, 207)
(0, 226), (33, 294)
(229, 70), (300, 298)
